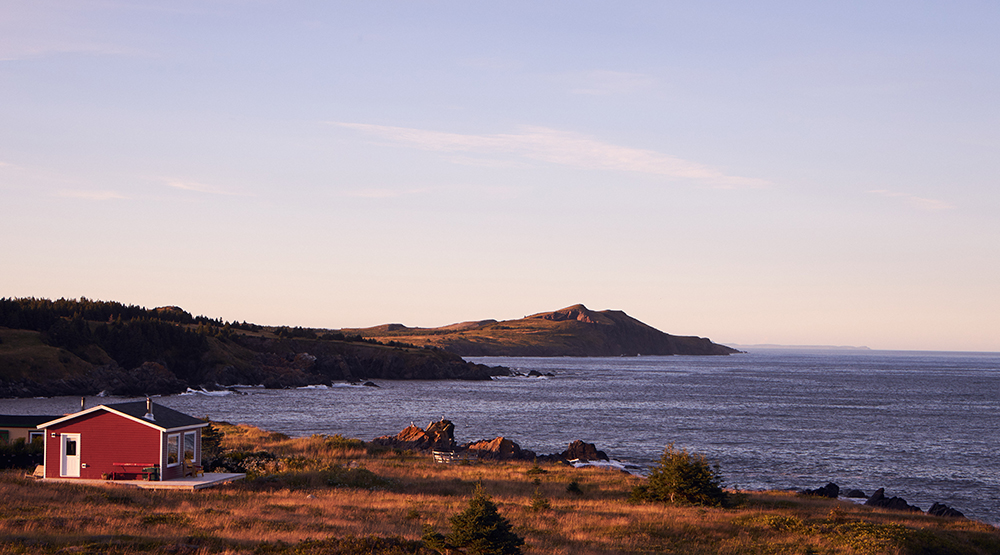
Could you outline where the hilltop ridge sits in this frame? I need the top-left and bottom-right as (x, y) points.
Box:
(345, 303), (737, 357)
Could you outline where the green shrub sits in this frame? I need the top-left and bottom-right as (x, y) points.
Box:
(634, 444), (726, 507)
(566, 479), (583, 495)
(529, 489), (551, 512)
(325, 434), (366, 449)
(525, 462), (547, 476)
(423, 485), (524, 555)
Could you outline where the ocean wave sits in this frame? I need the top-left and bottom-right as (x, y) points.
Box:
(570, 459), (645, 475)
(180, 387), (232, 397)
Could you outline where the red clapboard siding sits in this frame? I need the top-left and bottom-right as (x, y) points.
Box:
(45, 410), (161, 480)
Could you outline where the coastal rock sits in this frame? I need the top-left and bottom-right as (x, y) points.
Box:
(396, 425), (428, 443)
(465, 437), (527, 460)
(371, 419), (456, 451)
(424, 419), (456, 451)
(561, 440), (609, 462)
(928, 502), (965, 519)
(802, 482), (840, 498)
(845, 489), (867, 499)
(865, 488), (923, 513)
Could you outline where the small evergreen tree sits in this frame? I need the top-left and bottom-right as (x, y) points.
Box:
(423, 484), (524, 555)
(636, 443), (727, 506)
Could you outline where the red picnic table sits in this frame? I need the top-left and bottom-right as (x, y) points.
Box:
(112, 462), (159, 481)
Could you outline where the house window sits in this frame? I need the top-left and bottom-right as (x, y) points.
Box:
(167, 434), (180, 466)
(183, 431), (197, 464)
(29, 431), (43, 444)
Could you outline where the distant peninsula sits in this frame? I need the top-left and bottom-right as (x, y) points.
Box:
(0, 298), (734, 398)
(344, 304), (738, 357)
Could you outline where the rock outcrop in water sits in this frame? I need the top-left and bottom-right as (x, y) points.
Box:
(928, 502), (966, 519)
(801, 482), (840, 498)
(562, 440), (609, 462)
(865, 488), (923, 513)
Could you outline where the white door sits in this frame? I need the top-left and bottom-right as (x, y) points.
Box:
(60, 433), (81, 477)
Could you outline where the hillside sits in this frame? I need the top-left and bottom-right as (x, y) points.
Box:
(0, 298), (505, 398)
(345, 304), (738, 356)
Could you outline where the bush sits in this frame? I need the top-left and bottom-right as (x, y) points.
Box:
(423, 485), (524, 555)
(528, 489), (551, 512)
(634, 443), (726, 506)
(566, 479), (583, 495)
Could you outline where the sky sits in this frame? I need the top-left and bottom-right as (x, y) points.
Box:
(1, 1), (998, 352)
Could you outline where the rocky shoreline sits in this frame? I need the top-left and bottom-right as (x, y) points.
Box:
(799, 482), (967, 519)
(371, 419), (612, 466)
(373, 419), (972, 521)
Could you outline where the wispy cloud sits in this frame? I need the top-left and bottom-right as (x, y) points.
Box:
(459, 57), (522, 71)
(341, 187), (436, 199)
(566, 70), (656, 96)
(0, 41), (138, 62)
(868, 189), (955, 211)
(331, 123), (769, 189)
(164, 179), (251, 197)
(54, 189), (127, 201)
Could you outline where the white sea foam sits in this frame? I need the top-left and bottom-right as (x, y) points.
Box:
(181, 387), (231, 396)
(570, 459), (643, 475)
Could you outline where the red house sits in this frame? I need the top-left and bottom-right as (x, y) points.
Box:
(38, 399), (208, 482)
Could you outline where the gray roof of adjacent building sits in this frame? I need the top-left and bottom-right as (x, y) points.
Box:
(0, 415), (61, 428)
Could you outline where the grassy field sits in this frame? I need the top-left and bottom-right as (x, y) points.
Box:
(0, 328), (94, 382)
(2, 423), (998, 554)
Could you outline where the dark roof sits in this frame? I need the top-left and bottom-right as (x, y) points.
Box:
(0, 415), (61, 428)
(102, 401), (206, 431)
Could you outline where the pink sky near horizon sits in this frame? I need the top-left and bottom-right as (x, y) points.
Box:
(1, 2), (998, 352)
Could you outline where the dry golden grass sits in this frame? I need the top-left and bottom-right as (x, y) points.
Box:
(2, 423), (998, 554)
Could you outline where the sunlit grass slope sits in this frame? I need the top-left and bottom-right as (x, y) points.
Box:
(1, 422), (997, 554)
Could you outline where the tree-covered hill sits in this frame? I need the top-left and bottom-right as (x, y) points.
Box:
(0, 298), (505, 398)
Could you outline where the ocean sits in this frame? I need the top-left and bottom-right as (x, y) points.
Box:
(3, 350), (998, 525)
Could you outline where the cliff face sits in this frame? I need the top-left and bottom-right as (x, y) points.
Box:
(346, 304), (738, 357)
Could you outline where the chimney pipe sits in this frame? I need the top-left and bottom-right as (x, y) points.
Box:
(144, 397), (155, 421)
(80, 397), (86, 411)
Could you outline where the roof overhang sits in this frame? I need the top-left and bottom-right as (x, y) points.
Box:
(37, 405), (209, 433)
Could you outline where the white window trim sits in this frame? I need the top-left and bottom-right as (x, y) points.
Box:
(166, 433), (181, 467)
(183, 430), (198, 464)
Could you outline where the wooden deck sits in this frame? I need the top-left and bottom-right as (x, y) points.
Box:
(43, 472), (245, 491)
